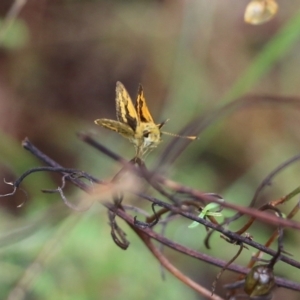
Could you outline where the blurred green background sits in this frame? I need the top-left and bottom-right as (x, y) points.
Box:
(0, 0), (300, 299)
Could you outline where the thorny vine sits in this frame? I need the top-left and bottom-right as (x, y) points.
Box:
(1, 132), (300, 299)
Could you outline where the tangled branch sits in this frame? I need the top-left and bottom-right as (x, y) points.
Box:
(0, 135), (299, 300)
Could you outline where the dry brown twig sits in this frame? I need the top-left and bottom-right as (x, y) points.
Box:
(0, 136), (298, 300)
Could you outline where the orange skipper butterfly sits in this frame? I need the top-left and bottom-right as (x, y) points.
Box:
(95, 82), (196, 158)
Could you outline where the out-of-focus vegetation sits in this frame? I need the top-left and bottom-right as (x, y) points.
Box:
(0, 0), (300, 299)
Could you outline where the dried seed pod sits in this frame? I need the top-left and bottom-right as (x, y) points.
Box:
(244, 0), (278, 25)
(244, 264), (275, 297)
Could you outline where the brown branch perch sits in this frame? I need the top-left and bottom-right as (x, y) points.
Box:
(2, 137), (294, 298)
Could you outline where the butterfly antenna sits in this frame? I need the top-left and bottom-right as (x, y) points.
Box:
(158, 119), (170, 129)
(161, 131), (198, 140)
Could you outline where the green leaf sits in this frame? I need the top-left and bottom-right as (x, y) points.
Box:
(188, 202), (223, 229)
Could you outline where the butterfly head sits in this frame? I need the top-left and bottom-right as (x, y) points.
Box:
(139, 123), (161, 149)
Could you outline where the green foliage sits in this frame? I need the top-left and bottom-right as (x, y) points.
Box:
(0, 18), (29, 49)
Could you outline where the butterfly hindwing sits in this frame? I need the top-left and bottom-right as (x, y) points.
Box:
(94, 119), (134, 139)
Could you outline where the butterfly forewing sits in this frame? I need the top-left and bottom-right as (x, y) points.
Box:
(135, 84), (154, 123)
(115, 81), (139, 131)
